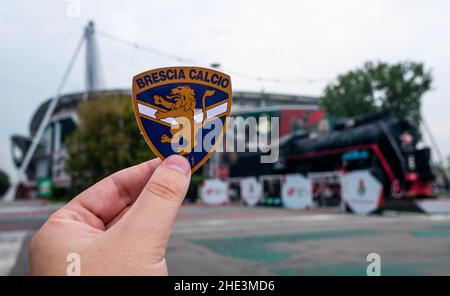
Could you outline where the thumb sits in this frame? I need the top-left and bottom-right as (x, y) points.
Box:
(115, 155), (191, 255)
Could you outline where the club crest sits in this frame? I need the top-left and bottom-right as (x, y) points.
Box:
(132, 66), (232, 173)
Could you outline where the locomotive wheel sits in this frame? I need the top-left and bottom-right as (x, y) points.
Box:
(391, 179), (406, 199)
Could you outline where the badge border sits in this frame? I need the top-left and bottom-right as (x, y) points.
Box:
(132, 66), (232, 173)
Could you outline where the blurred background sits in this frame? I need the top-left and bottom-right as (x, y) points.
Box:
(1, 0), (450, 275)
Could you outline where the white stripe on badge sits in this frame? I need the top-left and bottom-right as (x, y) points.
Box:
(207, 101), (228, 119)
(193, 101), (228, 123)
(138, 101), (228, 125)
(137, 103), (177, 125)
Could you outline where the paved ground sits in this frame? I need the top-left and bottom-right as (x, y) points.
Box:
(1, 201), (450, 275)
(0, 201), (60, 275)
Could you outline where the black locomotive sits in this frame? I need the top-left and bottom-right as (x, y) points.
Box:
(281, 112), (434, 199)
(229, 112), (436, 201)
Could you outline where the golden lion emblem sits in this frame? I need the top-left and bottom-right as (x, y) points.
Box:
(154, 85), (215, 154)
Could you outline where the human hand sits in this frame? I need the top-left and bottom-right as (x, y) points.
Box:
(29, 155), (191, 275)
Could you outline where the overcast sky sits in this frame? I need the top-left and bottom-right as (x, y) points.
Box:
(1, 0), (450, 181)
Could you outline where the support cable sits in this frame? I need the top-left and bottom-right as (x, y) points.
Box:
(3, 34), (85, 201)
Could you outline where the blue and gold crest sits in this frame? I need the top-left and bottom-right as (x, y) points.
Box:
(132, 67), (232, 173)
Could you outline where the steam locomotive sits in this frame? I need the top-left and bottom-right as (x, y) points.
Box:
(229, 112), (437, 204)
(281, 112), (435, 200)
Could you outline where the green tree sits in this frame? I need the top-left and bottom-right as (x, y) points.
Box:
(65, 93), (154, 193)
(0, 168), (10, 197)
(320, 61), (432, 126)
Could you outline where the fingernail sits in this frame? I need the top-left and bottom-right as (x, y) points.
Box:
(162, 155), (191, 176)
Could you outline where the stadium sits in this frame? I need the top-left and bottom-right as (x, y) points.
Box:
(6, 22), (450, 216)
(10, 86), (450, 215)
(10, 88), (321, 199)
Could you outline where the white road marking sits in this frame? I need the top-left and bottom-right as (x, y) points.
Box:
(173, 212), (450, 235)
(173, 214), (347, 234)
(0, 231), (30, 275)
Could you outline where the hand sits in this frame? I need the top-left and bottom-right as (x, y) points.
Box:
(29, 155), (191, 275)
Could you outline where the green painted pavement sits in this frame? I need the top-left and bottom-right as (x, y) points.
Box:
(410, 224), (450, 238)
(274, 262), (426, 276)
(193, 229), (380, 263)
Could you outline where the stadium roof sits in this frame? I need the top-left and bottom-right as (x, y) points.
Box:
(29, 89), (319, 136)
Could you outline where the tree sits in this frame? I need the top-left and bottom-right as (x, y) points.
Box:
(65, 93), (154, 193)
(0, 168), (10, 197)
(320, 61), (432, 126)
